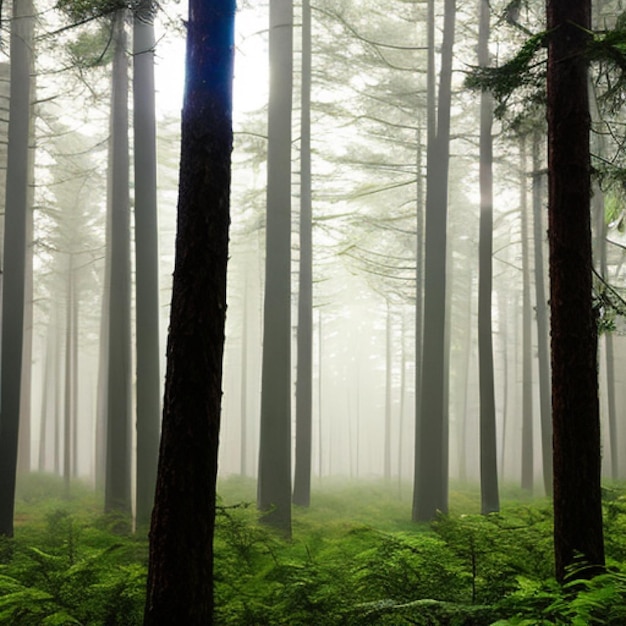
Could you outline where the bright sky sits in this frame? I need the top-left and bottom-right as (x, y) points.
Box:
(153, 9), (269, 118)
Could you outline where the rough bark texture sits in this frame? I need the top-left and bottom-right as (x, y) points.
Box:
(477, 0), (499, 515)
(546, 0), (605, 582)
(0, 0), (34, 537)
(143, 1), (235, 622)
(257, 0), (293, 535)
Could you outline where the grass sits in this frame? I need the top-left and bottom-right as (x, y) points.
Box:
(0, 473), (624, 624)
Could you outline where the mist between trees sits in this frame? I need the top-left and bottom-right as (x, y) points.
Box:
(0, 0), (623, 619)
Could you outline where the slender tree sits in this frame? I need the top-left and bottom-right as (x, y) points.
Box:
(546, 0), (605, 582)
(143, 0), (235, 621)
(133, 0), (161, 528)
(0, 0), (35, 536)
(293, 0), (313, 507)
(257, 0), (294, 535)
(477, 0), (499, 514)
(105, 11), (132, 516)
(413, 0), (456, 522)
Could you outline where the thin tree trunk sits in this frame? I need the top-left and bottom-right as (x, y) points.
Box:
(293, 0), (313, 507)
(257, 0), (294, 535)
(384, 300), (392, 482)
(0, 0), (34, 536)
(532, 131), (552, 495)
(413, 0), (456, 522)
(477, 0), (499, 514)
(520, 137), (534, 492)
(105, 12), (132, 516)
(133, 1), (161, 529)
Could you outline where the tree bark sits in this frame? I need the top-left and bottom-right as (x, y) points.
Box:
(257, 0), (293, 535)
(546, 0), (605, 582)
(133, 1), (161, 529)
(0, 0), (34, 536)
(143, 0), (235, 622)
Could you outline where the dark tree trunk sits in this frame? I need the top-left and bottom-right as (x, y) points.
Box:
(546, 0), (605, 582)
(477, 0), (499, 514)
(0, 0), (34, 536)
(143, 0), (235, 622)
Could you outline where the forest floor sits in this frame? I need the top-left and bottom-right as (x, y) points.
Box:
(1, 473), (626, 624)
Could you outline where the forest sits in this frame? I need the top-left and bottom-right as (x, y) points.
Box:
(0, 0), (626, 623)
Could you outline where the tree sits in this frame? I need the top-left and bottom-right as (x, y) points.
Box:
(104, 11), (132, 516)
(477, 0), (499, 515)
(133, 0), (161, 528)
(413, 0), (456, 522)
(257, 0), (294, 535)
(143, 0), (235, 621)
(0, 0), (35, 537)
(293, 0), (313, 508)
(546, 0), (605, 582)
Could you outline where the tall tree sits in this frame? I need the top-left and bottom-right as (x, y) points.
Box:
(257, 0), (294, 534)
(133, 0), (161, 528)
(105, 11), (132, 516)
(0, 0), (35, 537)
(413, 0), (456, 522)
(477, 0), (499, 514)
(546, 0), (605, 581)
(143, 0), (235, 621)
(293, 0), (313, 507)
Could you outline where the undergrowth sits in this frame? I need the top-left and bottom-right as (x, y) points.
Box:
(1, 474), (626, 624)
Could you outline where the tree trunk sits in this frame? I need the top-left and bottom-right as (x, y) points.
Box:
(133, 1), (161, 529)
(105, 12), (132, 516)
(0, 0), (34, 537)
(520, 137), (534, 493)
(413, 0), (456, 522)
(257, 0), (293, 535)
(532, 131), (552, 495)
(546, 0), (605, 582)
(477, 0), (499, 514)
(293, 0), (313, 507)
(143, 0), (235, 621)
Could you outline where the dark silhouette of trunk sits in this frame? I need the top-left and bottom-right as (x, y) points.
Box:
(143, 0), (235, 621)
(520, 137), (533, 493)
(477, 0), (499, 514)
(105, 12), (132, 516)
(532, 131), (552, 495)
(257, 0), (293, 536)
(133, 1), (161, 529)
(0, 0), (34, 536)
(293, 0), (313, 507)
(413, 0), (456, 522)
(546, 0), (605, 582)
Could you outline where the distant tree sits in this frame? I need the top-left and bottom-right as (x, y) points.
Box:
(257, 0), (294, 535)
(143, 0), (235, 621)
(133, 0), (161, 529)
(546, 0), (605, 582)
(0, 0), (35, 537)
(293, 0), (313, 508)
(413, 0), (456, 522)
(477, 0), (499, 515)
(104, 10), (132, 516)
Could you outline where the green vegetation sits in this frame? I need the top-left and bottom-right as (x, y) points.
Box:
(2, 474), (626, 624)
